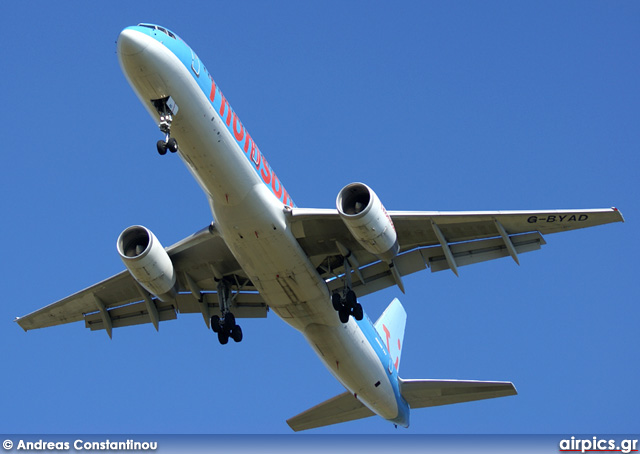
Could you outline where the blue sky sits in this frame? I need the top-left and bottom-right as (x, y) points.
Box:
(1, 1), (638, 436)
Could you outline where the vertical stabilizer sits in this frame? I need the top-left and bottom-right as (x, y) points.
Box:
(373, 298), (407, 373)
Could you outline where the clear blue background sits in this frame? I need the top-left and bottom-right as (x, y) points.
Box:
(1, 1), (637, 434)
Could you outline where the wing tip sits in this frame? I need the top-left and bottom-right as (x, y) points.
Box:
(14, 317), (29, 332)
(612, 207), (625, 223)
(285, 418), (303, 432)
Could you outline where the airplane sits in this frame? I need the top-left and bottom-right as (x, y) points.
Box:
(15, 24), (624, 431)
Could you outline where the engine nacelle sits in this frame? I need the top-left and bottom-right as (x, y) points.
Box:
(117, 225), (177, 302)
(336, 183), (399, 262)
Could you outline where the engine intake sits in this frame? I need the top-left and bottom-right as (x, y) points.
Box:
(337, 183), (399, 262)
(117, 225), (176, 302)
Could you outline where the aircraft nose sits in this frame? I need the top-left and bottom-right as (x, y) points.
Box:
(117, 28), (149, 56)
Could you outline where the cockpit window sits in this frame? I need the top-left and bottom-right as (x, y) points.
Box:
(157, 26), (176, 39)
(137, 23), (176, 39)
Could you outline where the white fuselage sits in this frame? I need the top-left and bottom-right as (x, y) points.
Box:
(117, 27), (404, 424)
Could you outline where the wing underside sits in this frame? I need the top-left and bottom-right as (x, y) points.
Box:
(290, 207), (623, 299)
(16, 225), (267, 335)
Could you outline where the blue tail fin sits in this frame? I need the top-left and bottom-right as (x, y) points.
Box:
(373, 298), (407, 373)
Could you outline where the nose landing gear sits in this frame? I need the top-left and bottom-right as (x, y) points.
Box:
(152, 96), (179, 155)
(156, 136), (178, 155)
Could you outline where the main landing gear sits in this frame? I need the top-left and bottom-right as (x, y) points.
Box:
(153, 96), (179, 155)
(210, 279), (243, 344)
(332, 255), (363, 323)
(332, 289), (364, 323)
(211, 312), (243, 344)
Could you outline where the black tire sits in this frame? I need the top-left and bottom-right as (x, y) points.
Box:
(223, 312), (236, 331)
(167, 137), (179, 153)
(231, 325), (243, 343)
(331, 293), (342, 311)
(345, 290), (357, 309)
(218, 330), (229, 345)
(354, 303), (364, 321)
(338, 308), (350, 324)
(211, 315), (220, 333)
(157, 140), (168, 155)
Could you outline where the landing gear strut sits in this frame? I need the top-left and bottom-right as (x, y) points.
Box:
(210, 279), (243, 344)
(153, 96), (179, 155)
(332, 257), (363, 323)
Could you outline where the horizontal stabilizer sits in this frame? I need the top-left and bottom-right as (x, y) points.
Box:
(400, 378), (517, 408)
(286, 391), (374, 432)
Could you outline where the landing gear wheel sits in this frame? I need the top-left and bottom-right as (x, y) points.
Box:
(338, 308), (350, 324)
(345, 290), (357, 309)
(353, 303), (364, 321)
(211, 315), (220, 333)
(224, 312), (236, 331)
(217, 330), (229, 345)
(167, 137), (179, 153)
(231, 325), (243, 343)
(331, 293), (342, 311)
(156, 140), (168, 155)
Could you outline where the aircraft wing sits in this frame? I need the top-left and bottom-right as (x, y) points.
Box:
(15, 225), (267, 336)
(289, 207), (624, 295)
(389, 208), (624, 251)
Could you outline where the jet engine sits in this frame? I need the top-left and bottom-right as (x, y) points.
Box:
(117, 225), (177, 302)
(336, 183), (399, 262)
